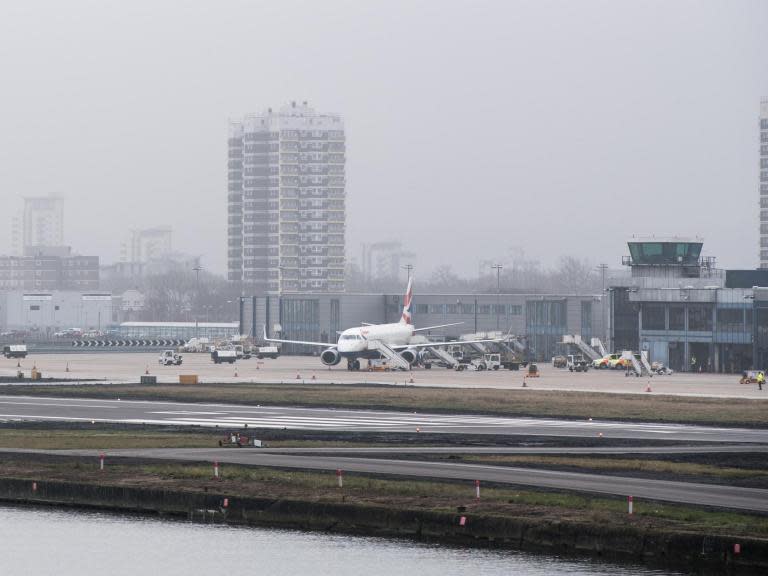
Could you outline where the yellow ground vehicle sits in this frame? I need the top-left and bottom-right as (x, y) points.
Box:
(740, 370), (764, 384)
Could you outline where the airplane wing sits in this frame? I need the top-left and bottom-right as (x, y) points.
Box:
(390, 337), (501, 350)
(412, 322), (464, 332)
(263, 326), (336, 348)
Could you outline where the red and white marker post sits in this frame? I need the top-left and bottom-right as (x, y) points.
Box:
(628, 495), (634, 515)
(99, 453), (105, 471)
(336, 469), (343, 488)
(475, 479), (481, 500)
(214, 461), (220, 479)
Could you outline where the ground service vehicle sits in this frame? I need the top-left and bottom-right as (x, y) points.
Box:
(3, 345), (28, 359)
(211, 349), (237, 364)
(483, 353), (502, 370)
(254, 345), (279, 359)
(567, 355), (590, 372)
(158, 350), (183, 366)
(233, 345), (251, 360)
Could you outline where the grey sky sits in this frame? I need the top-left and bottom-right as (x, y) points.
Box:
(1, 0), (766, 277)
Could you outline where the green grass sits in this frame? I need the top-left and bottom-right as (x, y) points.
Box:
(0, 429), (215, 450)
(15, 459), (764, 538)
(2, 382), (767, 426)
(459, 455), (768, 480)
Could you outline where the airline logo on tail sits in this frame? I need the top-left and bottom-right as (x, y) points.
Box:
(401, 278), (413, 324)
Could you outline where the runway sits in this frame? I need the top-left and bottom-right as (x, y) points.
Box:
(6, 446), (768, 513)
(1, 395), (768, 443)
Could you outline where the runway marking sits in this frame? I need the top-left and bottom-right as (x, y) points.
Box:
(149, 411), (230, 416)
(0, 401), (119, 409)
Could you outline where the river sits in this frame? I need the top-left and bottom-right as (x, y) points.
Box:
(0, 505), (684, 575)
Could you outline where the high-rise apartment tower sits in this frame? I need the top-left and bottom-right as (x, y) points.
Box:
(22, 196), (64, 253)
(228, 101), (346, 293)
(761, 100), (768, 268)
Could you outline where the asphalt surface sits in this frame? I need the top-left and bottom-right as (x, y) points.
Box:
(5, 352), (768, 398)
(7, 447), (767, 513)
(1, 395), (768, 442)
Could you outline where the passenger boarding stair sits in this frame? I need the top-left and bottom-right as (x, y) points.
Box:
(426, 346), (459, 368)
(367, 339), (412, 370)
(562, 335), (600, 361)
(591, 338), (607, 357)
(621, 350), (653, 377)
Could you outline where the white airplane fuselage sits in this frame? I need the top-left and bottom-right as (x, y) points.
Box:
(336, 323), (415, 358)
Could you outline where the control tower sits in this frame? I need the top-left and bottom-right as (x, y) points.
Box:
(622, 238), (716, 279)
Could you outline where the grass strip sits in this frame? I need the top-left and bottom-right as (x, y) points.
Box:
(3, 457), (767, 539)
(458, 455), (768, 480)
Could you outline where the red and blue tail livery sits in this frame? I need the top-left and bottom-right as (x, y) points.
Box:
(401, 277), (413, 324)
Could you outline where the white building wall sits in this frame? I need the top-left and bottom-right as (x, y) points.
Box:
(0, 292), (113, 333)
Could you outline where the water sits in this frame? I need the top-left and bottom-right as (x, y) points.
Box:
(0, 505), (684, 576)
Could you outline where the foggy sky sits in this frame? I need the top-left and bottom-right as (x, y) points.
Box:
(1, 0), (766, 278)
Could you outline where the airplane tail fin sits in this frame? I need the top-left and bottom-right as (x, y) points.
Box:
(400, 277), (413, 325)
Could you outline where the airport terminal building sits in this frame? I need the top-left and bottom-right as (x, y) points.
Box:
(239, 291), (604, 360)
(607, 239), (768, 373)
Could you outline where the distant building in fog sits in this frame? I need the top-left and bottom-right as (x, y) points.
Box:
(128, 227), (173, 264)
(228, 101), (346, 294)
(21, 196), (65, 254)
(0, 249), (99, 291)
(760, 99), (768, 267)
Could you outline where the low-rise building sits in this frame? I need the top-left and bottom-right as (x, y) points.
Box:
(0, 250), (99, 291)
(0, 291), (114, 335)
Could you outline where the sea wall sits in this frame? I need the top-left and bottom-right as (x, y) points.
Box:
(0, 477), (765, 575)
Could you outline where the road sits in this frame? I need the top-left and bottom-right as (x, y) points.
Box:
(6, 447), (767, 513)
(1, 395), (767, 442)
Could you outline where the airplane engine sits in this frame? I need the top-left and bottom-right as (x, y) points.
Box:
(321, 348), (342, 366)
(400, 348), (420, 365)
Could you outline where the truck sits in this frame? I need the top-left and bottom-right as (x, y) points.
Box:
(158, 350), (183, 366)
(211, 349), (237, 364)
(233, 344), (251, 360)
(566, 354), (589, 372)
(254, 345), (279, 359)
(3, 345), (28, 359)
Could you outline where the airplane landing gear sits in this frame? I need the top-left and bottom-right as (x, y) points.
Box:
(347, 359), (361, 371)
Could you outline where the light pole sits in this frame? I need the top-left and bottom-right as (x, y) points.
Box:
(193, 265), (203, 339)
(401, 263), (413, 281)
(492, 264), (503, 331)
(596, 263), (608, 345)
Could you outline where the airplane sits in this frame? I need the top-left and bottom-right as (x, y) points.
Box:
(263, 278), (501, 370)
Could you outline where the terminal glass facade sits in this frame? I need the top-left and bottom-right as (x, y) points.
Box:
(118, 323), (239, 340)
